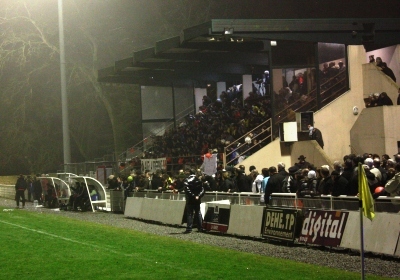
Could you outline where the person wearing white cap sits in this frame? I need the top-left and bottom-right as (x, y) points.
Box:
(308, 124), (324, 149)
(365, 158), (382, 183)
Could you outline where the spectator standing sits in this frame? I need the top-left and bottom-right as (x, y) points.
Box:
(296, 155), (310, 169)
(15, 174), (28, 208)
(341, 159), (354, 183)
(277, 162), (288, 177)
(308, 124), (324, 149)
(318, 167), (333, 195)
(369, 55), (375, 63)
(32, 175), (43, 205)
(245, 165), (256, 192)
(183, 173), (205, 233)
(330, 171), (349, 196)
(235, 167), (249, 192)
(264, 166), (285, 204)
(27, 176), (33, 202)
(219, 169), (236, 193)
(282, 166), (299, 193)
(260, 168), (270, 193)
(377, 92), (393, 106)
(380, 62), (396, 82)
(150, 170), (162, 191)
(384, 163), (400, 197)
(252, 170), (264, 193)
(375, 57), (383, 69)
(138, 170), (151, 191)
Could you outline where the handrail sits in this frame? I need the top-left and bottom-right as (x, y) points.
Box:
(223, 118), (272, 167)
(274, 73), (347, 124)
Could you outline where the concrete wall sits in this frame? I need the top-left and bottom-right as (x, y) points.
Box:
(351, 106), (400, 155)
(362, 62), (399, 101)
(313, 45), (367, 161)
(238, 137), (292, 171)
(366, 45), (400, 86)
(238, 138), (334, 171)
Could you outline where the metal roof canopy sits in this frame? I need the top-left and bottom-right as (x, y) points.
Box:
(98, 18), (400, 87)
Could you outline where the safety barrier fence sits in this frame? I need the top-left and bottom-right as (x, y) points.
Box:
(2, 183), (399, 257)
(2, 184), (399, 214)
(124, 191), (400, 257)
(128, 190), (400, 212)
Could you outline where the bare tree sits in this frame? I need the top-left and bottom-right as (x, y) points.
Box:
(0, 0), (244, 174)
(0, 0), (140, 174)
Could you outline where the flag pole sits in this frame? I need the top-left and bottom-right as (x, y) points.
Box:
(357, 162), (375, 280)
(359, 198), (365, 280)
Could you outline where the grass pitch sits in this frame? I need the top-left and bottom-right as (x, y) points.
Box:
(0, 207), (388, 280)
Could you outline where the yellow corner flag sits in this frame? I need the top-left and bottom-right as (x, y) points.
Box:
(358, 162), (375, 220)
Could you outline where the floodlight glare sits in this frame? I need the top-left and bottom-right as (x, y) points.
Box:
(224, 28), (234, 35)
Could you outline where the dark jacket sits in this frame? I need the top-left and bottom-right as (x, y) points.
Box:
(236, 172), (250, 192)
(219, 177), (236, 192)
(341, 167), (353, 183)
(184, 175), (205, 204)
(15, 177), (27, 191)
(297, 178), (317, 197)
(331, 175), (349, 196)
(310, 128), (324, 148)
(264, 172), (285, 204)
(150, 175), (163, 190)
(33, 179), (42, 194)
(377, 95), (393, 106)
(318, 176), (333, 195)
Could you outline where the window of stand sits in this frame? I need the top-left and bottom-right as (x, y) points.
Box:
(317, 42), (349, 108)
(271, 42), (349, 125)
(273, 67), (317, 124)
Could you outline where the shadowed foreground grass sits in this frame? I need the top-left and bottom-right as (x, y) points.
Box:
(0, 207), (388, 280)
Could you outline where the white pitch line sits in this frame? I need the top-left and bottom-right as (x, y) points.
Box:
(0, 218), (187, 272)
(0, 219), (136, 257)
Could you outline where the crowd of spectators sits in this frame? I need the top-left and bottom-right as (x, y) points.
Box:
(140, 62), (347, 168)
(146, 87), (273, 169)
(110, 151), (400, 211)
(261, 152), (400, 205)
(365, 87), (400, 107)
(365, 91), (395, 107)
(364, 56), (399, 107)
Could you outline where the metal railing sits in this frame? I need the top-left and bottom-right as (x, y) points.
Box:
(270, 193), (400, 213)
(223, 118), (273, 167)
(274, 72), (348, 125)
(2, 183), (398, 214)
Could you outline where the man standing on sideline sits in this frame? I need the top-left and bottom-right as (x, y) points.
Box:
(183, 171), (205, 233)
(308, 124), (324, 149)
(264, 166), (285, 205)
(33, 175), (43, 205)
(15, 174), (28, 208)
